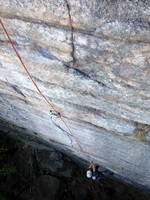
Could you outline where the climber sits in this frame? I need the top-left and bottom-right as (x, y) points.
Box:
(86, 161), (99, 180)
(86, 161), (114, 180)
(49, 110), (61, 119)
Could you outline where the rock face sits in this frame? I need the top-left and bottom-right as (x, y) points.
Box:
(0, 0), (150, 189)
(0, 130), (150, 200)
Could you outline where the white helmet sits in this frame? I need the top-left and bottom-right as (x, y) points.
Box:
(86, 170), (92, 178)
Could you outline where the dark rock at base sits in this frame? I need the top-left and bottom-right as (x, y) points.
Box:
(34, 175), (60, 200)
(0, 130), (150, 200)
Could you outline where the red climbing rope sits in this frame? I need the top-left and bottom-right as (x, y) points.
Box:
(0, 18), (56, 111)
(0, 18), (84, 152)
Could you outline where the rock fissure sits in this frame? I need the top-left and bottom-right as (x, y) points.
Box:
(64, 63), (107, 87)
(64, 0), (76, 65)
(50, 117), (74, 148)
(1, 13), (150, 44)
(0, 15), (108, 41)
(11, 84), (26, 98)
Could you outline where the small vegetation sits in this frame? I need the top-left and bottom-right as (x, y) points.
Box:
(0, 165), (17, 176)
(132, 129), (148, 142)
(25, 135), (37, 142)
(0, 119), (38, 144)
(0, 119), (26, 131)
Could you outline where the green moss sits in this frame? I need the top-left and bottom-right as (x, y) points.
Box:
(116, 167), (124, 171)
(0, 119), (39, 144)
(16, 134), (38, 143)
(0, 165), (17, 176)
(133, 129), (148, 142)
(0, 119), (26, 131)
(26, 135), (37, 142)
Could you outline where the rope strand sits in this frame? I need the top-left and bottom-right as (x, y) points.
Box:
(0, 18), (83, 153)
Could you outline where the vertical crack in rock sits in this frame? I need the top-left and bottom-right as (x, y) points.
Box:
(64, 0), (76, 65)
(51, 117), (74, 148)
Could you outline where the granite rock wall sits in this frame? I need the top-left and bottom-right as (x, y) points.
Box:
(0, 0), (150, 189)
(0, 128), (150, 200)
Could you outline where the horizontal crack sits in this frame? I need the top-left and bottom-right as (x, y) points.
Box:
(64, 63), (107, 87)
(1, 14), (150, 44)
(0, 14), (109, 41)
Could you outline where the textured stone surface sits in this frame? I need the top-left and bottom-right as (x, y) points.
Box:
(0, 0), (150, 189)
(0, 131), (150, 200)
(35, 175), (60, 200)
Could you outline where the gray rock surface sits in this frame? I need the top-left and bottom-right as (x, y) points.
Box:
(0, 0), (150, 189)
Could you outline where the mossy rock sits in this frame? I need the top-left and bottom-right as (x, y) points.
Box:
(132, 129), (148, 142)
(0, 119), (26, 131)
